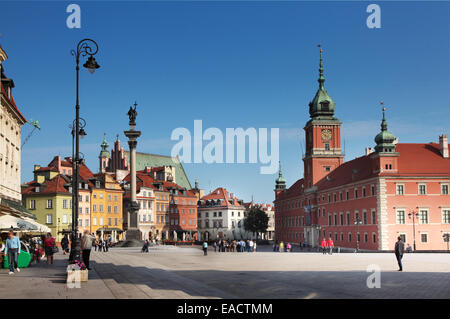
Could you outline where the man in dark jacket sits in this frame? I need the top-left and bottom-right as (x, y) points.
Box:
(394, 236), (405, 271)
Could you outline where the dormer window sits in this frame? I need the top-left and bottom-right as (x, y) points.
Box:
(95, 181), (100, 188)
(321, 101), (330, 112)
(35, 186), (40, 193)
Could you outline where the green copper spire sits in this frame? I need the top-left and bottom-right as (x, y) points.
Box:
(374, 103), (396, 153)
(309, 45), (335, 119)
(275, 161), (286, 191)
(99, 133), (110, 158)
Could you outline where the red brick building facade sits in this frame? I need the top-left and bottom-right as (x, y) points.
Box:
(274, 50), (450, 251)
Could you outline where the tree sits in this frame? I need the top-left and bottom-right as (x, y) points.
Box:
(243, 206), (269, 240)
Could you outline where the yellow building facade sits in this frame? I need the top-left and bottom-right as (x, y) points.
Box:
(90, 173), (124, 242)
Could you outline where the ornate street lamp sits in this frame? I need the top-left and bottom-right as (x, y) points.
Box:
(408, 210), (419, 252)
(354, 216), (362, 253)
(68, 39), (100, 263)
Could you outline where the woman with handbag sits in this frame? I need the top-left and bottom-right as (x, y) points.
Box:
(43, 233), (56, 265)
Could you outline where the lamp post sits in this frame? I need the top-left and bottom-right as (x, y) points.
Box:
(408, 211), (419, 252)
(315, 225), (321, 248)
(354, 216), (362, 253)
(69, 39), (100, 263)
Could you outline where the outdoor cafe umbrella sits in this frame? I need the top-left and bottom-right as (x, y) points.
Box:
(0, 214), (46, 232)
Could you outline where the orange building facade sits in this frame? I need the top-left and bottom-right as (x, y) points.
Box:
(274, 50), (450, 251)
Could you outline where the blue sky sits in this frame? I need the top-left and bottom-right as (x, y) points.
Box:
(2, 1), (450, 204)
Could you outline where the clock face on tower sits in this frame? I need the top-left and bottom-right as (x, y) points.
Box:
(321, 129), (332, 141)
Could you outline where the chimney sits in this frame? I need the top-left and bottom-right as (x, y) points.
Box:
(365, 147), (374, 155)
(439, 134), (449, 158)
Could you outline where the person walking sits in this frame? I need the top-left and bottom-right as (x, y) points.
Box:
(61, 234), (69, 255)
(43, 233), (55, 265)
(81, 230), (95, 270)
(202, 241), (208, 255)
(5, 231), (21, 275)
(321, 238), (328, 254)
(395, 236), (405, 271)
(327, 237), (334, 255)
(279, 241), (284, 252)
(213, 241), (217, 252)
(253, 241), (257, 252)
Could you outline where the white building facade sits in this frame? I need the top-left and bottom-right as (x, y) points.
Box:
(137, 186), (155, 240)
(197, 188), (256, 241)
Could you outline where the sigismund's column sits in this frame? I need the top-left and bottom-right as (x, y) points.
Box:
(124, 102), (141, 241)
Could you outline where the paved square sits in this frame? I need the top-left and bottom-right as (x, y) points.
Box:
(1, 246), (449, 299)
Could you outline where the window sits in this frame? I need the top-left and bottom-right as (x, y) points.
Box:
(421, 233), (428, 243)
(354, 189), (358, 199)
(328, 214), (332, 226)
(442, 184), (449, 195)
(364, 233), (368, 243)
(86, 195), (89, 202)
(114, 195), (118, 201)
(100, 205), (104, 212)
(108, 195), (112, 201)
(114, 218), (118, 226)
(79, 219), (83, 227)
(63, 199), (68, 209)
(29, 200), (36, 210)
(78, 195), (82, 202)
(348, 233), (352, 242)
(108, 218), (112, 226)
(93, 218), (97, 226)
(418, 184), (426, 195)
(373, 233), (377, 243)
(324, 166), (331, 172)
(46, 199), (53, 209)
(324, 143), (330, 151)
(339, 192), (343, 201)
(362, 188), (366, 197)
(357, 233), (361, 243)
(85, 219), (89, 226)
(62, 215), (67, 224)
(99, 218), (104, 226)
(371, 210), (376, 224)
(46, 214), (53, 224)
(419, 210), (429, 224)
(108, 206), (112, 213)
(93, 204), (97, 212)
(396, 184), (404, 195)
(363, 211), (367, 224)
(371, 185), (375, 196)
(340, 213), (344, 225)
(334, 213), (337, 225)
(85, 207), (89, 214)
(443, 210), (450, 224)
(396, 210), (406, 224)
(346, 191), (349, 200)
(114, 206), (118, 213)
(93, 193), (97, 199)
(346, 212), (350, 225)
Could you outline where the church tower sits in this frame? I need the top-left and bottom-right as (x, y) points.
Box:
(99, 134), (110, 173)
(303, 46), (344, 189)
(274, 162), (286, 195)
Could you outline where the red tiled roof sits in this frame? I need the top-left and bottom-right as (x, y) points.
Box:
(393, 143), (450, 176)
(200, 187), (242, 207)
(22, 175), (70, 195)
(1, 72), (26, 123)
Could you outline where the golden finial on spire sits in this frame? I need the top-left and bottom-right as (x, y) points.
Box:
(380, 101), (386, 112)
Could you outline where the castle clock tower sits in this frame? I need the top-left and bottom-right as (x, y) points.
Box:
(303, 46), (344, 189)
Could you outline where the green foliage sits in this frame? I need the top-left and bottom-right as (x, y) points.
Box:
(243, 206), (269, 238)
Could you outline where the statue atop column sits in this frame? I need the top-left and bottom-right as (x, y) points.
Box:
(127, 102), (138, 126)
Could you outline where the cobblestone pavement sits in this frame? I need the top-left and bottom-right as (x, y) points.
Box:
(1, 246), (449, 299)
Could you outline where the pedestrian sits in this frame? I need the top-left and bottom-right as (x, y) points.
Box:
(202, 241), (208, 256)
(273, 241), (277, 252)
(279, 241), (284, 252)
(253, 241), (257, 252)
(286, 242), (291, 252)
(249, 240), (254, 252)
(321, 238), (328, 254)
(213, 241), (217, 252)
(5, 231), (21, 275)
(81, 230), (95, 270)
(395, 236), (405, 271)
(61, 234), (69, 255)
(44, 232), (56, 265)
(102, 240), (107, 252)
(327, 237), (334, 255)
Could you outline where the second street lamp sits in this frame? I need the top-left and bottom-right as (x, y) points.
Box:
(354, 216), (362, 253)
(69, 38), (100, 263)
(408, 210), (419, 252)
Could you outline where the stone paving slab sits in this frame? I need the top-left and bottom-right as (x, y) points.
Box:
(1, 246), (449, 299)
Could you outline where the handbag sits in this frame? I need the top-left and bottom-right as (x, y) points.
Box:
(52, 241), (59, 254)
